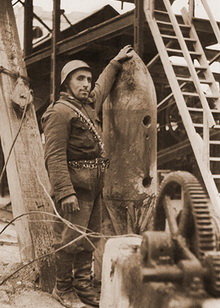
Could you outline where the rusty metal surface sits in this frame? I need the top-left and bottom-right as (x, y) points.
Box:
(139, 171), (220, 303)
(103, 51), (157, 234)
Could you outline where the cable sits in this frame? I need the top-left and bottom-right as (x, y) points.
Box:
(0, 209), (141, 285)
(0, 97), (29, 185)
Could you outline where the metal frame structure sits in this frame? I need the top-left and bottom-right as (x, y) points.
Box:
(3, 0), (220, 196)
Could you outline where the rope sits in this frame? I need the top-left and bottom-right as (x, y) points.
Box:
(0, 209), (141, 285)
(0, 65), (29, 82)
(0, 93), (30, 184)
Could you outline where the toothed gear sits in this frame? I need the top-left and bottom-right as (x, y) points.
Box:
(155, 171), (216, 258)
(204, 251), (220, 296)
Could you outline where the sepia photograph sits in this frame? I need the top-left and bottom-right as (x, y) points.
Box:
(0, 1), (220, 307)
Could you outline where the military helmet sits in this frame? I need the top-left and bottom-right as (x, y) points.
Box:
(60, 60), (91, 86)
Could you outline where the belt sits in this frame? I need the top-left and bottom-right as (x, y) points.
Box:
(68, 157), (110, 171)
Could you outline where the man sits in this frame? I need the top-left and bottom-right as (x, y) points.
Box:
(42, 45), (132, 308)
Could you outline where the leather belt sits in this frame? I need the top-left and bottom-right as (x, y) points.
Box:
(68, 157), (110, 172)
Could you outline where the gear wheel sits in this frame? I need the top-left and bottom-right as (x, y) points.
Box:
(155, 171), (216, 258)
(204, 251), (220, 296)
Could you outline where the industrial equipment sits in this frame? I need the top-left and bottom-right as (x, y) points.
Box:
(140, 0), (220, 299)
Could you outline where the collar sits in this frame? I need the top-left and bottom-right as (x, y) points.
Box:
(59, 92), (93, 110)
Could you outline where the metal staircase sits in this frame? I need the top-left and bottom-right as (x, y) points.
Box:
(143, 0), (220, 214)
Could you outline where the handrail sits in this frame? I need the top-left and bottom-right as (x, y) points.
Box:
(156, 50), (220, 111)
(161, 0), (216, 127)
(200, 0), (220, 45)
(188, 0), (195, 19)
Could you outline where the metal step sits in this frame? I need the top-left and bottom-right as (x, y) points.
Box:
(161, 34), (197, 42)
(177, 76), (213, 84)
(193, 123), (204, 128)
(154, 9), (169, 15)
(209, 140), (220, 144)
(210, 157), (220, 161)
(157, 20), (190, 30)
(167, 48), (202, 57)
(212, 175), (220, 179)
(187, 107), (220, 114)
(182, 92), (220, 99)
(172, 63), (208, 70)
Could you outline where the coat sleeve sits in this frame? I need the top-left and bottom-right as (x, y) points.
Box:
(42, 109), (76, 203)
(93, 59), (122, 115)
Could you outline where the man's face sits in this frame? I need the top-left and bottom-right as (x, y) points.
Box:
(66, 69), (92, 101)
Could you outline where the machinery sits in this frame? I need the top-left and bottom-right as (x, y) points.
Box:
(141, 171), (220, 298)
(139, 0), (220, 299)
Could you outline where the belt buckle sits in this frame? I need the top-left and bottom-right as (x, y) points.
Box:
(69, 158), (104, 170)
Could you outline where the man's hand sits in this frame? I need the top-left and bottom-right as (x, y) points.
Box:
(114, 45), (133, 63)
(60, 194), (80, 213)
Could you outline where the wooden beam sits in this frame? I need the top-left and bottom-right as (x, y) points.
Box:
(114, 0), (134, 3)
(25, 12), (134, 66)
(25, 9), (219, 69)
(0, 0), (55, 292)
(50, 0), (60, 102)
(134, 0), (145, 58)
(23, 0), (33, 57)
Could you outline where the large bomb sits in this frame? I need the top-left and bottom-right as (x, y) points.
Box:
(103, 51), (157, 234)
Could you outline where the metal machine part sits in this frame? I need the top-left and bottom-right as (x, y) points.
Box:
(141, 171), (220, 297)
(155, 171), (216, 257)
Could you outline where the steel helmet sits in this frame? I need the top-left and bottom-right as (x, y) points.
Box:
(60, 60), (91, 86)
